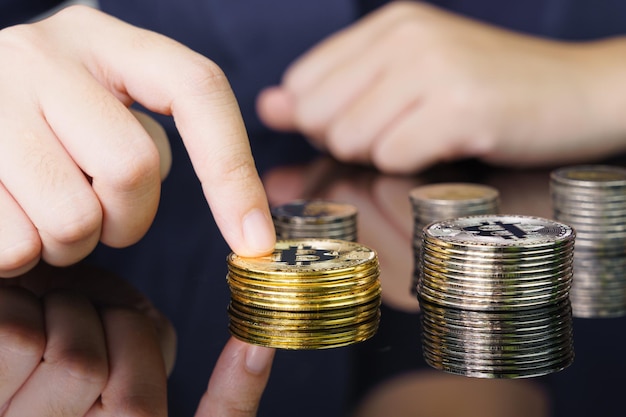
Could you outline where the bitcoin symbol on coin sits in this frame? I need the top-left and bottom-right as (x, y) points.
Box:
(277, 245), (338, 266)
(463, 221), (528, 240)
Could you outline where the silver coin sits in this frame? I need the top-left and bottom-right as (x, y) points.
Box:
(410, 182), (499, 203)
(550, 165), (626, 188)
(422, 348), (574, 378)
(271, 199), (358, 224)
(422, 254), (573, 274)
(424, 215), (575, 249)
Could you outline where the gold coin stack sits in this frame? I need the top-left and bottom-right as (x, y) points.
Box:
(409, 183), (500, 295)
(550, 165), (626, 318)
(417, 215), (576, 378)
(226, 239), (381, 349)
(271, 200), (358, 242)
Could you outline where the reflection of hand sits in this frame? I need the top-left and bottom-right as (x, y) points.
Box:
(0, 262), (175, 416)
(258, 1), (626, 173)
(195, 337), (274, 417)
(263, 156), (422, 312)
(0, 262), (275, 417)
(353, 370), (549, 417)
(0, 5), (274, 278)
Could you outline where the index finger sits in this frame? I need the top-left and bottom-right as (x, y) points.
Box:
(44, 6), (275, 256)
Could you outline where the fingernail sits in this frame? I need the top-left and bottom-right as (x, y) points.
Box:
(245, 345), (275, 375)
(243, 208), (275, 255)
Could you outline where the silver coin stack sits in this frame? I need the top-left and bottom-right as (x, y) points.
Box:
(417, 215), (576, 378)
(409, 183), (500, 295)
(550, 165), (626, 318)
(271, 199), (358, 242)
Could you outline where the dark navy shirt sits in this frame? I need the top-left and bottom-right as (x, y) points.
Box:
(1, 1), (626, 416)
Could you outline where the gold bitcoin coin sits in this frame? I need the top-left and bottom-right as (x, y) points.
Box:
(225, 238), (381, 350)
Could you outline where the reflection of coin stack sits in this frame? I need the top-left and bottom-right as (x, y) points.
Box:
(550, 165), (626, 318)
(417, 215), (576, 378)
(409, 183), (500, 295)
(271, 200), (358, 241)
(226, 239), (381, 349)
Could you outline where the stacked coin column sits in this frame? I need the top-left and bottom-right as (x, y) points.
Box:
(226, 239), (381, 349)
(271, 200), (358, 242)
(409, 183), (500, 295)
(550, 165), (626, 318)
(417, 215), (576, 378)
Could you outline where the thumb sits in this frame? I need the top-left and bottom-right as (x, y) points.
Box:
(194, 337), (275, 417)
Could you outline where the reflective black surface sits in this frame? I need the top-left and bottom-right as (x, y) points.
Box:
(86, 130), (626, 417)
(258, 154), (626, 417)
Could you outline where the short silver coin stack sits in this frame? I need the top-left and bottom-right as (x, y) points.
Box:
(409, 183), (500, 295)
(271, 199), (358, 242)
(417, 215), (576, 378)
(550, 165), (626, 318)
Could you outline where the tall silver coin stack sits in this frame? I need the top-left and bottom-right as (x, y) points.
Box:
(417, 215), (576, 378)
(271, 200), (358, 242)
(550, 165), (626, 318)
(408, 183), (500, 295)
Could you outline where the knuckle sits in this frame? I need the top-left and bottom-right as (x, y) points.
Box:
(370, 140), (408, 174)
(0, 24), (44, 67)
(294, 106), (326, 138)
(384, 0), (421, 17)
(292, 94), (342, 140)
(42, 294), (109, 389)
(386, 1), (437, 22)
(53, 346), (109, 389)
(103, 306), (149, 324)
(48, 200), (102, 246)
(180, 57), (231, 96)
(0, 239), (41, 276)
(0, 320), (45, 364)
(105, 146), (161, 193)
(370, 150), (395, 173)
(325, 129), (360, 163)
(52, 4), (98, 22)
(384, 3), (440, 45)
(108, 390), (166, 417)
(326, 142), (354, 163)
(210, 146), (258, 186)
(388, 18), (423, 44)
(0, 23), (37, 45)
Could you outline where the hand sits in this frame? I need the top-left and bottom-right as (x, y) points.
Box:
(0, 261), (176, 416)
(352, 370), (549, 417)
(257, 1), (626, 173)
(0, 262), (275, 417)
(0, 5), (275, 278)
